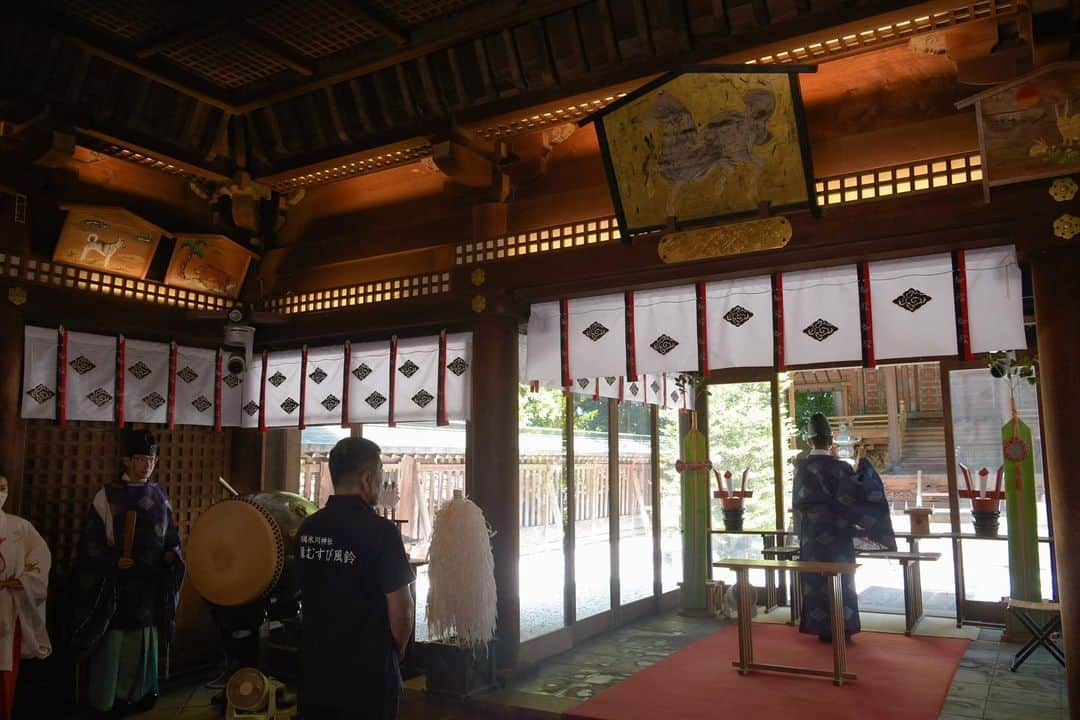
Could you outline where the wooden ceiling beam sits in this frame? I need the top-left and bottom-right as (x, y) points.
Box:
(10, 8), (242, 113)
(346, 1), (410, 46)
(75, 125), (232, 183)
(231, 0), (593, 112)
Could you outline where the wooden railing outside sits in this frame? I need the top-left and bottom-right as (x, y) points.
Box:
(378, 452), (651, 545)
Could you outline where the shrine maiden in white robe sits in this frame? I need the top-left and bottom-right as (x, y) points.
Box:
(0, 511), (51, 670)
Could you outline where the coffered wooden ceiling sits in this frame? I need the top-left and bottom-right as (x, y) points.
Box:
(2, 0), (1022, 191)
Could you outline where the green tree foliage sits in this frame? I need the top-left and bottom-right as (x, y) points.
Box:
(794, 390), (835, 435)
(518, 385), (565, 429)
(707, 377), (798, 529)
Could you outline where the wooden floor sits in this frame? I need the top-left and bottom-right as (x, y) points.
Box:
(96, 614), (1065, 720)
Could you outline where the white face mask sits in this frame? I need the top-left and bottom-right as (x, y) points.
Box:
(0, 491), (7, 509)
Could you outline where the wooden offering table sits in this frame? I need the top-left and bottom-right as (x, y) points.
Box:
(714, 558), (859, 686)
(760, 545), (802, 625)
(858, 551), (941, 635)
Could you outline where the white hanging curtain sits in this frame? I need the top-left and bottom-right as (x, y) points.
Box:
(241, 361), (263, 429)
(66, 331), (117, 422)
(346, 341), (392, 424)
(624, 377), (646, 404)
(220, 363), (246, 428)
(392, 337), (439, 423)
(263, 350), (303, 428)
(526, 301), (562, 387)
(21, 326), (58, 420)
(442, 333), (472, 423)
(566, 294), (627, 381)
(782, 266), (862, 367)
(597, 375), (621, 400)
(869, 253), (958, 361)
(705, 276), (774, 369)
(631, 285), (698, 375)
(966, 245), (1026, 353)
(123, 339), (170, 425)
(303, 346), (346, 427)
(642, 373), (667, 407)
(666, 375), (691, 411)
(173, 346), (217, 427)
(570, 378), (596, 397)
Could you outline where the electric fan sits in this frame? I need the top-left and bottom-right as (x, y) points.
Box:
(225, 667), (297, 720)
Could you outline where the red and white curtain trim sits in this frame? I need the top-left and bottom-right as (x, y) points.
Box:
(21, 328), (472, 430)
(561, 373), (692, 410)
(525, 245), (1026, 396)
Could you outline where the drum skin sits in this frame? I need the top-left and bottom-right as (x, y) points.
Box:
(187, 492), (317, 611)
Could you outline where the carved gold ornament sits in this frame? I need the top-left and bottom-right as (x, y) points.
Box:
(1049, 177), (1078, 202)
(7, 287), (27, 306)
(471, 295), (487, 313)
(658, 217), (792, 264)
(1053, 213), (1080, 240)
(470, 268), (486, 287)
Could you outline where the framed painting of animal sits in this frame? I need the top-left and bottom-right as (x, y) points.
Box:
(957, 62), (1080, 197)
(164, 234), (257, 299)
(584, 65), (818, 240)
(52, 206), (165, 279)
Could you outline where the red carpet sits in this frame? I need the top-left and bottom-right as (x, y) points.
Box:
(565, 624), (968, 720)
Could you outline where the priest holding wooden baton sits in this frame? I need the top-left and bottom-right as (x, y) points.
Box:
(70, 429), (185, 718)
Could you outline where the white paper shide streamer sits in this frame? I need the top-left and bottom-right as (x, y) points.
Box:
(426, 492), (497, 650)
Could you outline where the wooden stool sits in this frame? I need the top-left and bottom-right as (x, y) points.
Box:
(1006, 599), (1064, 670)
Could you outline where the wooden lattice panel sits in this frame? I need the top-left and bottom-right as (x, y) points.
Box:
(250, 0), (379, 59)
(814, 153), (982, 207)
(264, 271), (450, 315)
(0, 252), (231, 311)
(21, 421), (229, 571)
(163, 32), (288, 88)
(64, 0), (187, 43)
(371, 0), (479, 25)
(455, 217), (621, 266)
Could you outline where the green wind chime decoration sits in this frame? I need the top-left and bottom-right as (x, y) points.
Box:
(988, 351), (1041, 613)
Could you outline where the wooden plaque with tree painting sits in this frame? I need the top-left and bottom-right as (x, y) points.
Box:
(957, 62), (1080, 193)
(52, 206), (165, 279)
(164, 234), (257, 299)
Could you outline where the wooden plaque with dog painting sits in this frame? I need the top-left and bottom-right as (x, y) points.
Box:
(53, 206), (165, 279)
(164, 234), (257, 299)
(583, 65), (818, 241)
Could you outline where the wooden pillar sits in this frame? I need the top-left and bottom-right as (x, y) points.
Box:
(229, 430), (265, 495)
(771, 376), (785, 531)
(1030, 246), (1080, 717)
(885, 366), (901, 468)
(261, 428), (301, 492)
(0, 297), (25, 511)
(469, 312), (520, 669)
